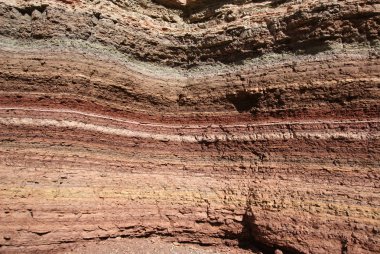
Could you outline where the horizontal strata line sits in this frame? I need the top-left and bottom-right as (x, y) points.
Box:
(0, 37), (378, 77)
(0, 117), (379, 143)
(2, 85), (379, 116)
(0, 107), (379, 129)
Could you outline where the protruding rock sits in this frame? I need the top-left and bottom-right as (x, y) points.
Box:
(274, 249), (283, 254)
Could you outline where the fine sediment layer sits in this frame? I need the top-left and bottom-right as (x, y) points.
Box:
(0, 0), (379, 253)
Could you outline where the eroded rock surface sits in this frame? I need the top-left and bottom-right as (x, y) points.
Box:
(0, 0), (379, 253)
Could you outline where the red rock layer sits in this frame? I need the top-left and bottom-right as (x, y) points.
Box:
(0, 0), (379, 253)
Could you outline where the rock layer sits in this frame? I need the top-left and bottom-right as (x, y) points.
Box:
(0, 0), (379, 253)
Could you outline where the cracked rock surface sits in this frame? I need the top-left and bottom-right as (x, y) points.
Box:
(0, 0), (379, 253)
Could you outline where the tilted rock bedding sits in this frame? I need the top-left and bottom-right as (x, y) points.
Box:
(0, 0), (379, 253)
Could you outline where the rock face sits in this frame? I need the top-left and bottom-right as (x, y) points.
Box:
(0, 0), (379, 253)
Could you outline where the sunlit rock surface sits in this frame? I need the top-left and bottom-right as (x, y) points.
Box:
(0, 0), (379, 253)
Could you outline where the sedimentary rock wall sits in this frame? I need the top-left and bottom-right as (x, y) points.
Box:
(0, 0), (379, 253)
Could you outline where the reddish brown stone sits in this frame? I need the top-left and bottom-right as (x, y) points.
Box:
(0, 0), (379, 253)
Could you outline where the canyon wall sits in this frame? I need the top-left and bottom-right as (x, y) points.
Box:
(0, 0), (379, 253)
